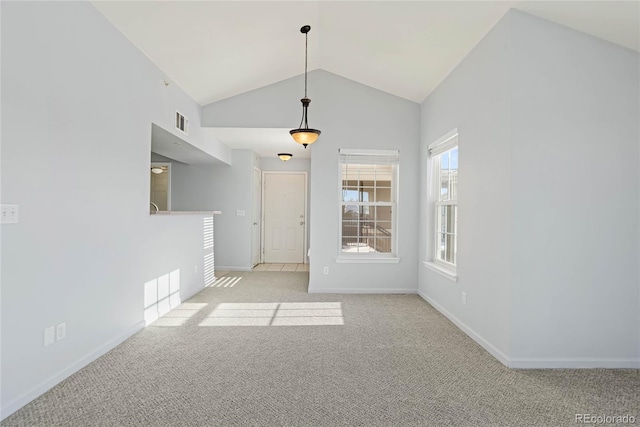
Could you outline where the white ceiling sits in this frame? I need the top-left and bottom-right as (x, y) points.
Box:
(94, 1), (639, 105)
(93, 1), (639, 160)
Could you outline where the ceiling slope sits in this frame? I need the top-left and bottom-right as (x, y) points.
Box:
(92, 1), (639, 104)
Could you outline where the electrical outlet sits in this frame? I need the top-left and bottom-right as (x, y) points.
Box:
(236, 210), (245, 216)
(56, 322), (66, 341)
(44, 326), (55, 347)
(323, 267), (329, 275)
(1, 204), (19, 224)
(461, 292), (467, 305)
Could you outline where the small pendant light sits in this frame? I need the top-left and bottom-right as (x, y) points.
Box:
(290, 25), (321, 148)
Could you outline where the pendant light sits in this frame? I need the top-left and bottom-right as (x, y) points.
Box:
(278, 153), (293, 162)
(290, 25), (321, 148)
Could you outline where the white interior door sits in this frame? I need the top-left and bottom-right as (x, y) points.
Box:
(263, 172), (306, 264)
(252, 168), (262, 266)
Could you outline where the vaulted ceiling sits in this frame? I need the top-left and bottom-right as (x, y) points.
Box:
(93, 1), (639, 105)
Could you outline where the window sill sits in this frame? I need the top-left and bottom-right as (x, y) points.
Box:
(337, 256), (400, 264)
(423, 261), (457, 282)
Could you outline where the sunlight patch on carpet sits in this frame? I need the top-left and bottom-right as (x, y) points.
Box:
(149, 302), (208, 327)
(198, 302), (344, 327)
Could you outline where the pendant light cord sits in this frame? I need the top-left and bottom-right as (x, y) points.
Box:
(304, 31), (308, 98)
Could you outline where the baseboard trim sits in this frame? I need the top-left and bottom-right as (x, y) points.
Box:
(418, 292), (639, 369)
(1, 320), (145, 421)
(417, 291), (510, 367)
(215, 266), (252, 272)
(309, 287), (418, 294)
(182, 283), (205, 301)
(509, 358), (640, 369)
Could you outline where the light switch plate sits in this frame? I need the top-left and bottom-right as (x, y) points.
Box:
(44, 326), (55, 347)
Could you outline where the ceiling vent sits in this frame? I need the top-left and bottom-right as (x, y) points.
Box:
(175, 110), (189, 135)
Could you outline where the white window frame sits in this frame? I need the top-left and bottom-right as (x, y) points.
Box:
(337, 149), (400, 263)
(424, 129), (458, 280)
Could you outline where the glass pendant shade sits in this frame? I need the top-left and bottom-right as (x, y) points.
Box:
(290, 129), (320, 146)
(278, 153), (293, 161)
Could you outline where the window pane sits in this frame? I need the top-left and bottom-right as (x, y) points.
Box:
(341, 164), (394, 203)
(450, 148), (458, 200)
(342, 204), (359, 220)
(374, 205), (392, 222)
(342, 189), (358, 202)
(341, 205), (359, 251)
(445, 233), (456, 264)
(374, 237), (392, 253)
(376, 221), (392, 233)
(438, 205), (455, 233)
(441, 153), (449, 170)
(342, 189), (372, 202)
(340, 204), (393, 254)
(341, 222), (359, 238)
(440, 171), (449, 200)
(437, 232), (446, 261)
(340, 158), (396, 255)
(450, 148), (458, 169)
(441, 152), (450, 200)
(438, 147), (459, 202)
(436, 205), (457, 264)
(342, 180), (358, 190)
(342, 179), (359, 188)
(374, 185), (392, 202)
(450, 170), (458, 200)
(342, 236), (370, 253)
(433, 145), (457, 266)
(359, 188), (373, 202)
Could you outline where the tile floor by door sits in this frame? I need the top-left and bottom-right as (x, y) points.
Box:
(253, 263), (309, 272)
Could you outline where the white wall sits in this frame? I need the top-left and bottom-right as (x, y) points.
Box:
(0, 2), (225, 417)
(419, 10), (639, 368)
(307, 72), (420, 293)
(203, 71), (421, 293)
(418, 15), (513, 361)
(208, 150), (257, 271)
(150, 152), (218, 212)
(508, 11), (639, 367)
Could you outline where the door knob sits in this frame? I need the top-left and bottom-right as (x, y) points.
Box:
(253, 222), (257, 225)
(300, 221), (304, 225)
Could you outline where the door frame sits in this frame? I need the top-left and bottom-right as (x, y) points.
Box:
(252, 167), (262, 266)
(261, 171), (308, 264)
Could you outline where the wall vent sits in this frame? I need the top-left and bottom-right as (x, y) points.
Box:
(175, 110), (189, 135)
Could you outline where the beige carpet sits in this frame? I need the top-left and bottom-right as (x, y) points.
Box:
(3, 272), (638, 426)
